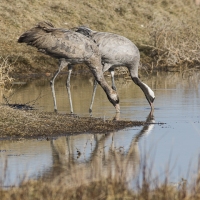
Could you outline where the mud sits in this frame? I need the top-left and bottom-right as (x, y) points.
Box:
(0, 105), (153, 140)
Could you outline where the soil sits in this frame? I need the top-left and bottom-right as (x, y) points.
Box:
(0, 104), (150, 140)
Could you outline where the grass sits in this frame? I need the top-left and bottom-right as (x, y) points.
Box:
(1, 153), (200, 200)
(0, 0), (200, 81)
(0, 1), (200, 198)
(0, 56), (15, 85)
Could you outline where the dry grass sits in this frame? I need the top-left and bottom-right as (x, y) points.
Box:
(0, 56), (15, 85)
(0, 0), (200, 81)
(0, 178), (135, 200)
(1, 2), (200, 198)
(144, 15), (200, 71)
(1, 156), (200, 200)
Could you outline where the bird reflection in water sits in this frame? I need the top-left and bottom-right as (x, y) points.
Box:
(49, 111), (155, 187)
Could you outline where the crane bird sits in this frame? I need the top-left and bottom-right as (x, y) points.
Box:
(74, 26), (155, 113)
(18, 22), (120, 113)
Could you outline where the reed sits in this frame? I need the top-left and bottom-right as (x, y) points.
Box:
(1, 154), (200, 200)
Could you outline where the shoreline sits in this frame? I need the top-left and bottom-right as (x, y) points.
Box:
(0, 105), (153, 140)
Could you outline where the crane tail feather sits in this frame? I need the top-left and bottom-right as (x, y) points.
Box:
(18, 21), (54, 44)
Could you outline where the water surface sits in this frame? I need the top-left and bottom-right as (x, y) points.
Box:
(0, 70), (200, 188)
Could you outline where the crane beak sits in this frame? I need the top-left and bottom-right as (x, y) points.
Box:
(150, 102), (154, 111)
(115, 104), (120, 113)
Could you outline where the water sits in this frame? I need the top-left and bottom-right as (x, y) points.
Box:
(0, 70), (200, 188)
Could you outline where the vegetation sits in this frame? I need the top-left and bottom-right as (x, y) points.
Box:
(0, 0), (200, 83)
(0, 1), (200, 198)
(0, 56), (15, 85)
(1, 156), (200, 200)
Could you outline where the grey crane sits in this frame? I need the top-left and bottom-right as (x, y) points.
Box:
(74, 26), (155, 113)
(18, 22), (120, 113)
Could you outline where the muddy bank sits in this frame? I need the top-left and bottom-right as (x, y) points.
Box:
(0, 105), (149, 140)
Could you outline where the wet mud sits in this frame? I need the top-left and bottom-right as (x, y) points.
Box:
(0, 105), (154, 140)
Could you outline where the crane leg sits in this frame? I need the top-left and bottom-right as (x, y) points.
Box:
(110, 69), (117, 91)
(66, 65), (73, 114)
(50, 59), (68, 112)
(89, 79), (98, 115)
(50, 68), (62, 112)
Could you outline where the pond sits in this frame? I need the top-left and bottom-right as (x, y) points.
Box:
(0, 70), (200, 188)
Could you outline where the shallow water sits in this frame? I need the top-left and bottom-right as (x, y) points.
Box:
(0, 70), (200, 188)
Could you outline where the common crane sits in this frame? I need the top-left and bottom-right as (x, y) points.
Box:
(18, 22), (120, 113)
(74, 26), (155, 113)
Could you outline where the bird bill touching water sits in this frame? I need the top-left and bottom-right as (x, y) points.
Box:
(74, 26), (155, 112)
(18, 22), (120, 114)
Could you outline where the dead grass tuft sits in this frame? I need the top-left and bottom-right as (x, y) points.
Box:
(0, 56), (16, 85)
(144, 15), (200, 71)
